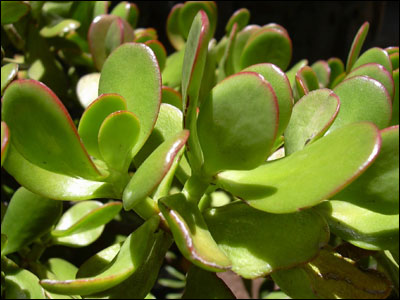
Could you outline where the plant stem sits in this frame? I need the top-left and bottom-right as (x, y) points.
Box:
(182, 174), (209, 204)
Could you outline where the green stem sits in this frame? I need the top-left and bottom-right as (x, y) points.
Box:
(182, 174), (209, 204)
(133, 197), (160, 220)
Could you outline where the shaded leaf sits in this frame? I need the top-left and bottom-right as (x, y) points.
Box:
(225, 8), (250, 35)
(40, 19), (80, 38)
(390, 68), (399, 125)
(145, 40), (167, 71)
(162, 47), (185, 89)
(346, 21), (369, 72)
(295, 66), (319, 97)
(231, 25), (260, 73)
(166, 3), (185, 50)
(1, 1), (30, 25)
(327, 57), (344, 88)
(311, 60), (330, 87)
(1, 63), (18, 95)
(162, 86), (183, 110)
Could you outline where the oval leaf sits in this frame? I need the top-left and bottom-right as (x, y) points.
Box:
(351, 47), (392, 73)
(1, 63), (18, 95)
(161, 86), (182, 110)
(2, 79), (102, 180)
(110, 1), (139, 28)
(166, 3), (185, 50)
(225, 8), (250, 35)
(327, 57), (345, 87)
(76, 73), (101, 108)
(1, 1), (30, 25)
(99, 43), (162, 157)
(346, 21), (369, 72)
(295, 66), (320, 97)
(232, 25), (260, 73)
(198, 72), (278, 176)
(217, 122), (381, 213)
(162, 47), (185, 89)
(311, 60), (331, 87)
(158, 193), (231, 272)
(145, 40), (167, 72)
(204, 202), (329, 279)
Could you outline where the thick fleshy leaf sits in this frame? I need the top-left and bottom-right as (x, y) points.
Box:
(145, 40), (167, 71)
(1, 187), (62, 255)
(295, 66), (320, 97)
(327, 57), (344, 87)
(41, 216), (160, 295)
(162, 47), (185, 89)
(284, 89), (340, 155)
(218, 22), (238, 80)
(225, 8), (250, 35)
(240, 27), (292, 71)
(88, 15), (134, 70)
(110, 1), (139, 28)
(98, 111), (140, 172)
(346, 63), (394, 100)
(166, 3), (185, 50)
(3, 143), (118, 201)
(272, 248), (391, 299)
(198, 72), (278, 176)
(329, 76), (392, 132)
(217, 122), (381, 213)
(1, 122), (10, 166)
(351, 47), (392, 73)
(346, 21), (369, 72)
(182, 10), (210, 172)
(183, 265), (235, 299)
(204, 202), (329, 279)
(2, 80), (103, 180)
(1, 234), (7, 256)
(40, 19), (80, 38)
(1, 63), (18, 95)
(134, 28), (158, 43)
(390, 52), (399, 70)
(311, 60), (330, 87)
(1, 1), (30, 25)
(232, 25), (260, 73)
(78, 93), (127, 159)
(391, 68), (399, 125)
(123, 130), (189, 210)
(44, 258), (78, 281)
(158, 193), (231, 272)
(99, 43), (162, 157)
(285, 59), (308, 87)
(243, 63), (293, 138)
(76, 73), (101, 108)
(51, 201), (122, 238)
(3, 257), (46, 299)
(162, 86), (182, 110)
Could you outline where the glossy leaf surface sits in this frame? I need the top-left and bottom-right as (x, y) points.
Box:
(44, 258), (78, 281)
(240, 27), (292, 71)
(166, 3), (185, 50)
(1, 187), (62, 255)
(2, 80), (102, 180)
(1, 122), (10, 166)
(78, 93), (127, 159)
(225, 8), (250, 35)
(145, 40), (167, 71)
(110, 1), (139, 28)
(346, 21), (369, 72)
(98, 111), (140, 171)
(1, 63), (18, 95)
(231, 25), (260, 73)
(123, 130), (189, 210)
(1, 1), (30, 25)
(40, 19), (80, 38)
(41, 216), (160, 295)
(99, 43), (162, 157)
(351, 47), (392, 73)
(159, 193), (231, 272)
(285, 89), (340, 155)
(204, 202), (329, 278)
(76, 73), (101, 108)
(183, 265), (235, 299)
(244, 63), (293, 138)
(198, 72), (278, 176)
(217, 122), (381, 213)
(329, 76), (391, 132)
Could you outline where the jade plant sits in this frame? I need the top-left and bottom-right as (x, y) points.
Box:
(1, 1), (399, 299)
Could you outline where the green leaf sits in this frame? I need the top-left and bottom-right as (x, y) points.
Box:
(123, 130), (189, 211)
(41, 216), (160, 295)
(204, 202), (329, 279)
(2, 80), (103, 180)
(3, 257), (46, 299)
(44, 258), (78, 281)
(145, 40), (167, 72)
(346, 63), (394, 100)
(162, 47), (185, 89)
(217, 22), (238, 80)
(295, 66), (320, 97)
(1, 63), (18, 95)
(346, 21), (369, 72)
(1, 122), (10, 166)
(217, 122), (381, 213)
(40, 19), (80, 38)
(183, 265), (235, 299)
(158, 193), (231, 272)
(166, 3), (185, 50)
(3, 143), (118, 201)
(162, 86), (183, 110)
(231, 25), (260, 73)
(240, 27), (292, 71)
(110, 1), (139, 29)
(98, 111), (140, 172)
(198, 72), (278, 176)
(51, 201), (122, 238)
(181, 10), (210, 172)
(329, 76), (392, 132)
(76, 73), (101, 108)
(88, 15), (134, 70)
(243, 63), (294, 138)
(99, 43), (162, 158)
(1, 1), (30, 25)
(351, 47), (392, 74)
(1, 187), (62, 255)
(285, 59), (308, 87)
(311, 60), (330, 87)
(78, 93), (127, 159)
(390, 68), (399, 125)
(390, 52), (399, 70)
(327, 57), (345, 88)
(272, 248), (392, 299)
(284, 89), (340, 155)
(225, 8), (250, 35)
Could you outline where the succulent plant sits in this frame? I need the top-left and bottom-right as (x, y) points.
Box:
(1, 1), (398, 299)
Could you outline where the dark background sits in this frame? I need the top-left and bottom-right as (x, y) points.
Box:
(114, 1), (399, 67)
